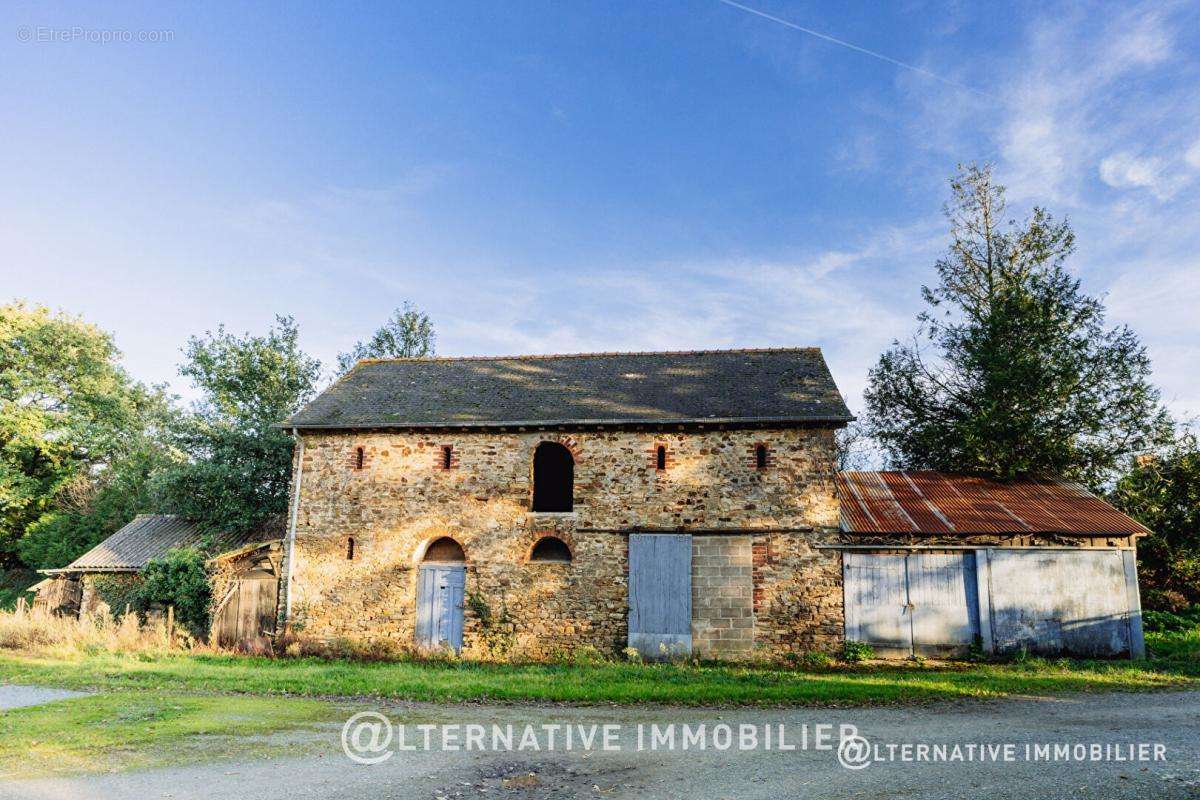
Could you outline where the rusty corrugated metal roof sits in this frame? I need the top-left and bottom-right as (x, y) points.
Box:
(837, 471), (1151, 537)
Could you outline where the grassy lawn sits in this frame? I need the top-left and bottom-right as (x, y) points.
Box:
(2, 645), (1196, 708)
(0, 632), (1194, 779)
(0, 689), (335, 779)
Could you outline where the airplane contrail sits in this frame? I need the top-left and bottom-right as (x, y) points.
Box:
(716, 0), (992, 98)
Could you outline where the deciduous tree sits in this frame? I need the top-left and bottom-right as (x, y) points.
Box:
(336, 303), (435, 375)
(154, 316), (320, 535)
(0, 302), (158, 563)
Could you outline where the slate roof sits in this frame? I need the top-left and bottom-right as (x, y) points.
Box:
(838, 471), (1151, 537)
(284, 348), (852, 430)
(44, 515), (272, 574)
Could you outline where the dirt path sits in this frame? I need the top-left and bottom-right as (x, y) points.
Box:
(3, 690), (1199, 799)
(0, 684), (89, 710)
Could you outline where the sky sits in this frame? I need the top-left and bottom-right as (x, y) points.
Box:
(2, 1), (1198, 419)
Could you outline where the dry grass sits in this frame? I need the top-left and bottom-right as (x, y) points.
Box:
(0, 607), (201, 657)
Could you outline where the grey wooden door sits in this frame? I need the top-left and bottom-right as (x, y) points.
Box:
(907, 552), (979, 656)
(628, 533), (692, 659)
(415, 564), (465, 653)
(843, 552), (980, 657)
(842, 553), (911, 657)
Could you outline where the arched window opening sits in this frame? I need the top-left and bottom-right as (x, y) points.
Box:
(346, 537), (355, 560)
(423, 536), (466, 563)
(755, 444), (768, 470)
(532, 442), (574, 512)
(529, 536), (572, 563)
(441, 445), (454, 470)
(655, 445), (667, 471)
(354, 447), (365, 470)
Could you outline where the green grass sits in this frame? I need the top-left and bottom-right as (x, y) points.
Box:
(1148, 628), (1200, 662)
(1, 639), (1195, 779)
(0, 690), (334, 778)
(2, 648), (1196, 708)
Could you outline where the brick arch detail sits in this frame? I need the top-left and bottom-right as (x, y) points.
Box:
(523, 529), (577, 561)
(414, 534), (468, 564)
(537, 435), (581, 460)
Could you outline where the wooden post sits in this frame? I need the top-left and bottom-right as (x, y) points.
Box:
(15, 596), (27, 616)
(167, 605), (175, 646)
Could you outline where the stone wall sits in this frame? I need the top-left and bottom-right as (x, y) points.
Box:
(752, 530), (845, 655)
(286, 426), (842, 660)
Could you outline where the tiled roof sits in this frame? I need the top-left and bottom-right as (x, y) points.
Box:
(284, 348), (852, 429)
(837, 471), (1151, 537)
(46, 515), (272, 574)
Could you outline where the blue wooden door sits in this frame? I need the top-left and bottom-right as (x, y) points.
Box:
(415, 564), (465, 653)
(628, 533), (692, 659)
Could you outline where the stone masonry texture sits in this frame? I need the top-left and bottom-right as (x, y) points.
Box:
(285, 426), (843, 660)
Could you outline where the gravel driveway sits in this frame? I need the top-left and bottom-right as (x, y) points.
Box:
(4, 690), (1199, 799)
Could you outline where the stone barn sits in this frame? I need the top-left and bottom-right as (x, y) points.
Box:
(37, 515), (214, 616)
(279, 348), (854, 661)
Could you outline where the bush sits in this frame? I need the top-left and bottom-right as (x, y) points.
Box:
(279, 634), (408, 662)
(137, 548), (210, 637)
(842, 640), (874, 663)
(782, 650), (833, 670)
(1143, 606), (1200, 635)
(90, 574), (143, 616)
(464, 591), (514, 660)
(0, 568), (39, 610)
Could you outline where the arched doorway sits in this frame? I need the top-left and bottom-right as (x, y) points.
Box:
(532, 441), (574, 512)
(415, 537), (466, 653)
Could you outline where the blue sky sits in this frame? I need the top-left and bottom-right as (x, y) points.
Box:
(2, 1), (1198, 418)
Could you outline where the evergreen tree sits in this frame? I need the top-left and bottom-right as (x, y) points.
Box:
(865, 164), (1170, 484)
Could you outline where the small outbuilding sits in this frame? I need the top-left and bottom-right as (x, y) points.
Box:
(36, 514), (275, 621)
(207, 539), (285, 650)
(836, 471), (1148, 659)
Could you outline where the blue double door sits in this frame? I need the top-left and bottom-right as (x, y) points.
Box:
(415, 564), (465, 653)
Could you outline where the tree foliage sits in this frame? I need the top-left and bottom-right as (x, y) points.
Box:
(0, 302), (161, 564)
(154, 316), (320, 535)
(137, 547), (211, 636)
(1112, 430), (1200, 610)
(336, 303), (435, 375)
(864, 164), (1171, 485)
(18, 434), (178, 570)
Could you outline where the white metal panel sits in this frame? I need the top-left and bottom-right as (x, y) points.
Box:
(628, 533), (692, 659)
